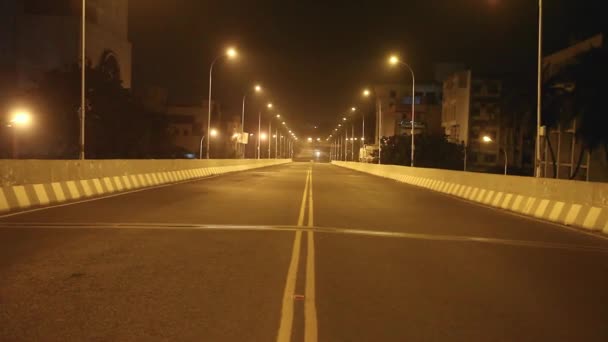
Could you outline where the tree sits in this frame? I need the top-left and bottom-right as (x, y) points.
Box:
(542, 46), (608, 179)
(29, 64), (171, 158)
(381, 133), (464, 170)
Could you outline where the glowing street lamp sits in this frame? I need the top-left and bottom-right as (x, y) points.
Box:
(9, 110), (32, 127)
(482, 135), (508, 175)
(363, 89), (371, 97)
(267, 103), (273, 109)
(388, 53), (416, 167)
(260, 132), (268, 141)
(241, 83), (262, 158)
(210, 128), (219, 137)
(207, 46), (239, 158)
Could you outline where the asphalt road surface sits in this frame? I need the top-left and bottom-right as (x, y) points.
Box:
(2, 162), (608, 341)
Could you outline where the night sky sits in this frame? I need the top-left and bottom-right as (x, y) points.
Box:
(128, 0), (604, 137)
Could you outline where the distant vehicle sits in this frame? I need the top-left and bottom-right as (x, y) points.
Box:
(359, 145), (379, 163)
(294, 145), (330, 162)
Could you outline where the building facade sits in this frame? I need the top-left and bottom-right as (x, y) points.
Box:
(0, 0), (132, 92)
(442, 70), (504, 170)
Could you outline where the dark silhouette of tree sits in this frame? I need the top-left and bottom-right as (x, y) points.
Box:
(381, 133), (464, 170)
(29, 64), (171, 158)
(542, 46), (607, 179)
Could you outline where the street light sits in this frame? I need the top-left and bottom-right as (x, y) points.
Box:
(260, 132), (268, 140)
(8, 109), (33, 159)
(207, 46), (238, 159)
(9, 110), (32, 127)
(241, 84), (262, 158)
(363, 89), (371, 97)
(210, 128), (219, 137)
(482, 135), (508, 175)
(79, 0), (86, 159)
(267, 103), (273, 109)
(388, 54), (416, 167)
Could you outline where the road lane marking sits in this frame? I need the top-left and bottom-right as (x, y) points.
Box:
(277, 168), (310, 342)
(305, 231), (318, 342)
(305, 167), (318, 342)
(297, 170), (311, 227)
(308, 169), (314, 228)
(276, 230), (302, 342)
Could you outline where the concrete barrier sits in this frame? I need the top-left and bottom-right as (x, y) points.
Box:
(332, 161), (608, 235)
(0, 159), (291, 214)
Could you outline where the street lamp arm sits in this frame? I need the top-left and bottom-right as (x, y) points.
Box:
(206, 54), (226, 159)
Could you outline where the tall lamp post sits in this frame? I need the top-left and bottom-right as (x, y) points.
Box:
(389, 55), (416, 167)
(207, 47), (238, 159)
(535, 0), (543, 177)
(241, 84), (262, 158)
(80, 0), (86, 160)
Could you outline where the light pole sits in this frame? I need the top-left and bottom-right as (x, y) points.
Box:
(463, 144), (468, 172)
(482, 135), (508, 175)
(80, 0), (86, 160)
(257, 110), (261, 159)
(207, 47), (237, 159)
(363, 88), (382, 164)
(268, 119), (272, 159)
(535, 0), (543, 177)
(199, 136), (205, 159)
(241, 84), (262, 158)
(389, 55), (416, 167)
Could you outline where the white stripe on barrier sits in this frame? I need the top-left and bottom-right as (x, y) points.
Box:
(138, 174), (147, 186)
(492, 192), (503, 207)
(0, 189), (9, 211)
(112, 176), (124, 191)
(51, 182), (66, 201)
(501, 193), (513, 209)
(103, 177), (115, 193)
(565, 204), (582, 225)
(79, 180), (93, 197)
(523, 197), (536, 215)
(582, 207), (602, 230)
(33, 184), (50, 205)
(476, 189), (486, 202)
(66, 181), (80, 199)
(463, 186), (472, 199)
(13, 186), (31, 208)
(483, 190), (495, 204)
(511, 195), (524, 212)
(548, 201), (565, 221)
(121, 176), (132, 189)
(535, 199), (550, 218)
(92, 179), (104, 194)
(130, 175), (140, 188)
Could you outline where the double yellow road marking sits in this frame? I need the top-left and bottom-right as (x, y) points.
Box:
(277, 168), (317, 342)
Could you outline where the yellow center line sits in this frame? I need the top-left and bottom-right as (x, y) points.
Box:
(305, 167), (318, 341)
(276, 168), (309, 342)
